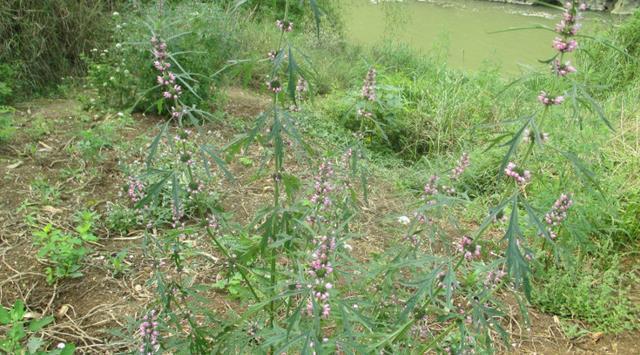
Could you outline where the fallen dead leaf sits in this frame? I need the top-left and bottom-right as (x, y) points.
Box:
(590, 332), (603, 343)
(42, 206), (63, 214)
(7, 160), (23, 169)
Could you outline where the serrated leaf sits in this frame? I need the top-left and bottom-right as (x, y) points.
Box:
(287, 46), (298, 103)
(135, 172), (171, 209)
(498, 116), (532, 177)
(504, 195), (532, 301)
(146, 122), (168, 168)
(201, 145), (234, 181)
(27, 336), (45, 353)
(0, 305), (9, 324)
(27, 316), (53, 332)
(10, 300), (25, 322)
(309, 0), (323, 38)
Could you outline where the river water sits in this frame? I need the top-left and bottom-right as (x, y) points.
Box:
(343, 0), (611, 74)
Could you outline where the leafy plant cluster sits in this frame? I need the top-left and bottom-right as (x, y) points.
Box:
(32, 211), (98, 285)
(83, 2), (238, 115)
(0, 300), (75, 354)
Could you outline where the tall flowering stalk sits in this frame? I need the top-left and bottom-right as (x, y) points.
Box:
(482, 1), (591, 302)
(306, 236), (336, 319)
(139, 310), (160, 354)
(151, 36), (184, 121)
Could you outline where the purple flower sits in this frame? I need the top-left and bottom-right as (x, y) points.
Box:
(206, 214), (219, 229)
(544, 193), (573, 239)
(139, 310), (160, 354)
(266, 78), (282, 93)
(455, 235), (481, 260)
(276, 19), (293, 32)
(423, 175), (439, 196)
(485, 269), (507, 287)
(356, 108), (373, 118)
(522, 128), (549, 144)
(552, 60), (577, 77)
(450, 152), (470, 180)
(361, 68), (377, 101)
(538, 91), (564, 106)
(504, 162), (531, 185)
(552, 37), (578, 53)
(310, 161), (335, 210)
(306, 236), (336, 319)
(127, 177), (145, 203)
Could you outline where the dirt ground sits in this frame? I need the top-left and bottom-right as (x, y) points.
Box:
(0, 90), (637, 354)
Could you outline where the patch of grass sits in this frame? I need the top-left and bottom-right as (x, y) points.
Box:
(26, 115), (52, 141)
(0, 105), (15, 143)
(532, 254), (638, 334)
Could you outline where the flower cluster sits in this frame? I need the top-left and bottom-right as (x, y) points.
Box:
(538, 91), (565, 106)
(151, 36), (183, 120)
(484, 269), (507, 287)
(361, 68), (377, 101)
(127, 177), (145, 204)
(522, 128), (549, 144)
(356, 108), (373, 118)
(306, 236), (336, 319)
(267, 50), (277, 61)
(544, 193), (573, 239)
(423, 175), (439, 196)
(266, 77), (282, 94)
(504, 162), (531, 185)
(556, 2), (585, 37)
(456, 235), (481, 260)
(139, 310), (160, 354)
(450, 152), (470, 180)
(552, 37), (578, 53)
(276, 19), (293, 32)
(552, 59), (577, 77)
(206, 214), (219, 229)
(552, 2), (585, 54)
(310, 161), (335, 209)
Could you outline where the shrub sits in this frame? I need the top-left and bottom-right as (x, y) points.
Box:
(85, 2), (238, 114)
(0, 0), (116, 98)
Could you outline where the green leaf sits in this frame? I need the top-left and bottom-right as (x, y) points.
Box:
(504, 195), (532, 301)
(10, 300), (25, 322)
(134, 172), (172, 209)
(287, 46), (298, 104)
(27, 316), (53, 332)
(553, 147), (602, 192)
(368, 319), (414, 351)
(308, 0), (323, 38)
(8, 323), (26, 341)
(498, 116), (533, 177)
(282, 173), (301, 200)
(0, 305), (9, 324)
(201, 145), (234, 181)
(574, 81), (614, 131)
(60, 343), (76, 355)
(27, 336), (45, 353)
(146, 122), (168, 168)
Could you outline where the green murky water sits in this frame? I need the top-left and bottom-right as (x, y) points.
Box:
(344, 0), (605, 74)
